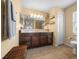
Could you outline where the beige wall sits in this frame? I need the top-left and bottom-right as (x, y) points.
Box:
(64, 3), (77, 45)
(1, 0), (20, 58)
(20, 8), (48, 17)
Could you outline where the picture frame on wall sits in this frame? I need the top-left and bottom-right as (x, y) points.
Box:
(11, 1), (16, 22)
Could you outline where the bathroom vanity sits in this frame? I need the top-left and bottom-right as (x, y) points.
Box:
(19, 31), (53, 48)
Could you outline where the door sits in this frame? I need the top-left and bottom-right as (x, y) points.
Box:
(40, 35), (48, 46)
(32, 36), (40, 47)
(56, 12), (64, 46)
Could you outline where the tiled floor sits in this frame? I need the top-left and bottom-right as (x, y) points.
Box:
(26, 45), (76, 59)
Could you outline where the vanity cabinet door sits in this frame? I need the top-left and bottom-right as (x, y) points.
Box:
(47, 33), (53, 45)
(25, 37), (32, 48)
(40, 36), (48, 46)
(32, 36), (40, 47)
(19, 37), (31, 48)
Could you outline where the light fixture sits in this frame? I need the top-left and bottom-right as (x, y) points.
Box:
(30, 13), (44, 21)
(30, 13), (34, 18)
(34, 14), (37, 18)
(37, 15), (40, 18)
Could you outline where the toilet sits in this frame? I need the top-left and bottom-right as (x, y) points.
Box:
(70, 40), (77, 55)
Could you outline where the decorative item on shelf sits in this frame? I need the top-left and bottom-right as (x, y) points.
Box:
(11, 1), (16, 22)
(50, 22), (55, 24)
(45, 22), (49, 26)
(50, 16), (55, 19)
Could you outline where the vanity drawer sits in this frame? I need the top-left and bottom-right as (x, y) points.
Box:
(19, 37), (31, 42)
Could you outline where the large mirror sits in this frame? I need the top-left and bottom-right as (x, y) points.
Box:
(20, 14), (45, 31)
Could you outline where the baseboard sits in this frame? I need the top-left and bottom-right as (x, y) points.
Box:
(64, 43), (73, 48)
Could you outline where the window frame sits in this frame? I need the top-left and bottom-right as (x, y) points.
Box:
(73, 11), (77, 34)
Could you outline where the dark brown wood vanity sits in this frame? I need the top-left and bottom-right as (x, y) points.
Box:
(19, 31), (53, 48)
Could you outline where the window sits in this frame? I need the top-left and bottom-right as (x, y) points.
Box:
(73, 11), (77, 34)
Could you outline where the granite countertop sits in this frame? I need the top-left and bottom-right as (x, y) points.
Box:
(20, 29), (49, 33)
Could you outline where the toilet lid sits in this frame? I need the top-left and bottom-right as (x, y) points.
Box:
(70, 40), (77, 44)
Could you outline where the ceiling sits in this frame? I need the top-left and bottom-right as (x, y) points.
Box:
(21, 0), (76, 12)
